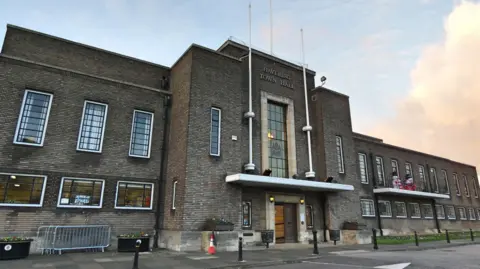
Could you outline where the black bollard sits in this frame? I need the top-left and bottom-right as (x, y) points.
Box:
(312, 230), (319, 255)
(132, 239), (141, 269)
(372, 228), (378, 250)
(238, 237), (243, 262)
(414, 231), (419, 247)
(470, 229), (474, 241)
(446, 229), (450, 243)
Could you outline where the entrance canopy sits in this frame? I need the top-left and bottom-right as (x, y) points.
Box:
(225, 173), (354, 192)
(373, 188), (450, 199)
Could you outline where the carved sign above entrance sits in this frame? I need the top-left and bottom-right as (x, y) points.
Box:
(259, 66), (294, 89)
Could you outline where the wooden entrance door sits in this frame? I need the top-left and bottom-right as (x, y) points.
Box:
(274, 203), (297, 243)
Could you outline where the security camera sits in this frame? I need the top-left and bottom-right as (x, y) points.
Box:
(135, 239), (142, 247)
(320, 76), (327, 86)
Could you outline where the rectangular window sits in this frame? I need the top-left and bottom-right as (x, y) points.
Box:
(129, 110), (154, 158)
(242, 201), (252, 228)
(458, 207), (467, 220)
(405, 162), (412, 178)
(394, 202), (407, 218)
(14, 90), (53, 147)
(378, 200), (392, 217)
(171, 180), (178, 210)
(463, 175), (470, 197)
(477, 209), (480, 220)
(430, 168), (439, 193)
(454, 173), (461, 196)
(468, 208), (476, 220)
(360, 199), (375, 217)
(77, 101), (108, 153)
(435, 205), (445, 219)
(418, 165), (427, 191)
(375, 157), (386, 186)
(473, 177), (478, 198)
(267, 102), (288, 178)
(409, 203), (421, 218)
(421, 204), (433, 219)
(391, 160), (399, 177)
(336, 136), (345, 174)
(446, 205), (456, 220)
(210, 107), (221, 156)
(115, 181), (153, 210)
(441, 170), (450, 194)
(306, 205), (314, 229)
(57, 177), (104, 208)
(358, 153), (368, 184)
(0, 173), (47, 207)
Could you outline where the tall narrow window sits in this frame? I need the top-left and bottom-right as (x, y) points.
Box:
(335, 136), (345, 173)
(242, 201), (252, 228)
(463, 175), (470, 197)
(375, 157), (386, 186)
(210, 107), (221, 156)
(77, 101), (108, 153)
(171, 180), (178, 210)
(0, 173), (47, 207)
(267, 102), (288, 178)
(358, 153), (368, 184)
(391, 160), (399, 177)
(405, 162), (412, 178)
(14, 90), (53, 147)
(430, 167), (439, 193)
(473, 177), (478, 198)
(441, 170), (450, 194)
(418, 165), (427, 191)
(129, 110), (154, 158)
(453, 173), (461, 196)
(115, 181), (153, 210)
(57, 177), (104, 208)
(306, 205), (314, 229)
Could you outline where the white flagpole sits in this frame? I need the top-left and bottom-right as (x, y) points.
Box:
(244, 3), (255, 172)
(270, 0), (273, 54)
(301, 28), (315, 178)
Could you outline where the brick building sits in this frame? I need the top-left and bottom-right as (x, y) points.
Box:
(0, 25), (479, 252)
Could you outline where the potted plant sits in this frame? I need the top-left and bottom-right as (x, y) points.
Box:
(203, 217), (234, 231)
(0, 236), (33, 260)
(117, 232), (150, 252)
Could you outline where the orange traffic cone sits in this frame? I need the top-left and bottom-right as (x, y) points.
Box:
(208, 233), (216, 255)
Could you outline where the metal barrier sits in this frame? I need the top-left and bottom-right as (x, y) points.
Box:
(36, 225), (111, 255)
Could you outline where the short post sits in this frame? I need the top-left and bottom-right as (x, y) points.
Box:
(372, 228), (378, 250)
(132, 239), (141, 269)
(445, 229), (450, 244)
(470, 229), (474, 241)
(312, 230), (319, 255)
(238, 237), (243, 262)
(414, 231), (419, 247)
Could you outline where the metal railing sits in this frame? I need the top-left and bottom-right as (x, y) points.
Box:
(36, 225), (111, 255)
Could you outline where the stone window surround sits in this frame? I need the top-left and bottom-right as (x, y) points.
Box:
(260, 91), (297, 177)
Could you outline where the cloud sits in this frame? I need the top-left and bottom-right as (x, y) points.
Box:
(370, 0), (480, 173)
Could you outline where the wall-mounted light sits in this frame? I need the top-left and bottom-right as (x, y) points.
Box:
(300, 198), (305, 204)
(10, 175), (16, 180)
(269, 196), (275, 203)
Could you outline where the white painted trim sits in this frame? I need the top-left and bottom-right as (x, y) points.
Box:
(209, 107), (221, 156)
(171, 180), (177, 210)
(360, 199), (375, 217)
(56, 177), (105, 209)
(378, 200), (392, 217)
(375, 156), (386, 187)
(225, 173), (354, 192)
(441, 170), (450, 195)
(394, 201), (407, 218)
(458, 207), (467, 220)
(358, 153), (368, 184)
(446, 205), (457, 220)
(373, 188), (450, 199)
(468, 208), (476, 220)
(409, 203), (421, 219)
(336, 136), (345, 174)
(128, 110), (154, 159)
(114, 180), (154, 210)
(435, 205), (446, 219)
(76, 100), (108, 153)
(0, 172), (48, 207)
(463, 175), (470, 197)
(421, 204), (434, 219)
(13, 89), (54, 147)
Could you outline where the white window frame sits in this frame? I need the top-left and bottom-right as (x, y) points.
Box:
(128, 110), (154, 158)
(421, 204), (434, 219)
(409, 203), (421, 219)
(453, 173), (461, 196)
(391, 159), (400, 178)
(209, 107), (221, 156)
(477, 208), (480, 220)
(418, 165), (427, 190)
(76, 100), (108, 153)
(458, 207), (467, 220)
(242, 201), (252, 228)
(360, 199), (375, 217)
(0, 173), (48, 207)
(472, 177), (478, 198)
(463, 175), (470, 197)
(394, 201), (407, 218)
(358, 153), (368, 184)
(375, 156), (386, 187)
(13, 89), (54, 147)
(441, 170), (450, 194)
(405, 162), (413, 178)
(336, 136), (345, 174)
(171, 180), (178, 210)
(114, 181), (154, 210)
(446, 205), (456, 220)
(430, 167), (439, 193)
(56, 177), (105, 209)
(378, 200), (392, 217)
(468, 208), (476, 220)
(435, 205), (445, 219)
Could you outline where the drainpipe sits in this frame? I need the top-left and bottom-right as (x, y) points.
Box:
(321, 194), (327, 242)
(425, 163), (441, 233)
(370, 152), (383, 236)
(431, 198), (441, 233)
(153, 95), (171, 248)
(244, 3), (255, 173)
(300, 28), (315, 179)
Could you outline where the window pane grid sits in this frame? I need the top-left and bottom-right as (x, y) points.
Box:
(0, 174), (45, 205)
(78, 102), (107, 151)
(454, 174), (461, 195)
(458, 207), (467, 220)
(210, 108), (221, 156)
(378, 201), (392, 217)
(422, 204), (433, 218)
(376, 157), (385, 186)
(468, 208), (476, 220)
(336, 136), (345, 173)
(395, 202), (407, 217)
(409, 203), (421, 218)
(446, 206), (456, 219)
(267, 102), (288, 178)
(116, 182), (153, 209)
(130, 111), (153, 157)
(418, 166), (427, 191)
(436, 205), (445, 219)
(361, 199), (375, 216)
(16, 91), (51, 145)
(58, 178), (103, 207)
(358, 153), (368, 183)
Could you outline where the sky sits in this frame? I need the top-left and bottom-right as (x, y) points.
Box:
(0, 0), (479, 173)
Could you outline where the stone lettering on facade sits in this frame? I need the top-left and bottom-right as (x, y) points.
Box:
(259, 66), (294, 89)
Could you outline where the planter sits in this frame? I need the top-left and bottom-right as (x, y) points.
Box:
(203, 220), (234, 231)
(0, 241), (32, 260)
(342, 222), (366, 230)
(117, 237), (150, 252)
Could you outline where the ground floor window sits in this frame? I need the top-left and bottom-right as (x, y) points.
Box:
(242, 201), (252, 228)
(58, 177), (104, 208)
(378, 200), (392, 217)
(446, 205), (456, 220)
(305, 205), (313, 229)
(458, 207), (467, 220)
(468, 208), (476, 220)
(360, 199), (375, 217)
(394, 202), (407, 218)
(421, 204), (433, 219)
(435, 205), (445, 219)
(408, 203), (421, 218)
(115, 181), (153, 209)
(477, 209), (480, 220)
(0, 173), (47, 207)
